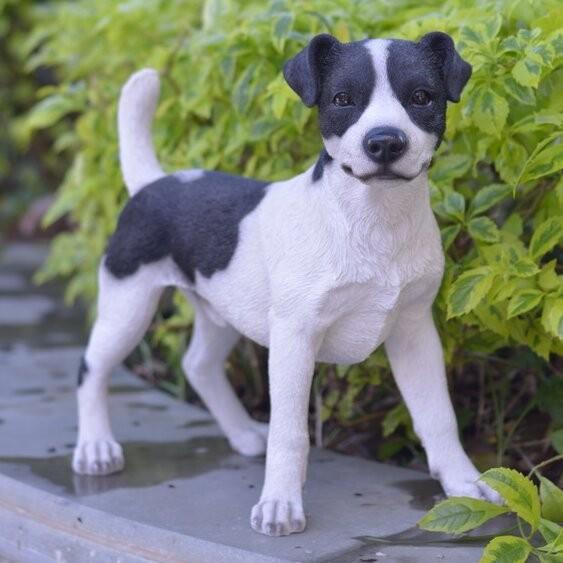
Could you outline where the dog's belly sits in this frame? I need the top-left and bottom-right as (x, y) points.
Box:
(192, 212), (272, 346)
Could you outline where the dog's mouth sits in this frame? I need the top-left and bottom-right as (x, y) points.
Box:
(341, 162), (430, 184)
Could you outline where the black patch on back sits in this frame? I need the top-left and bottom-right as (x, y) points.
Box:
(312, 149), (333, 182)
(77, 357), (88, 387)
(387, 40), (448, 144)
(317, 40), (375, 139)
(105, 172), (268, 282)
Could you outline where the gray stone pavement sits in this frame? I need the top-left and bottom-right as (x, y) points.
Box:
(0, 243), (490, 562)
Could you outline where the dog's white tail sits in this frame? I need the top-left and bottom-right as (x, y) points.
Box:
(118, 68), (165, 195)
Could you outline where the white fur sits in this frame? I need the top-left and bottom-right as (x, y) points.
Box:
(75, 62), (500, 535)
(118, 69), (165, 195)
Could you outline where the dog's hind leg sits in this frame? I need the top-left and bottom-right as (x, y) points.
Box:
(182, 300), (268, 457)
(72, 261), (164, 475)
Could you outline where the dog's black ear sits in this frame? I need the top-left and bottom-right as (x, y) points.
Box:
(420, 32), (472, 102)
(283, 34), (340, 107)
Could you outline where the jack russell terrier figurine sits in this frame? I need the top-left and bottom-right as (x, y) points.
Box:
(73, 31), (500, 536)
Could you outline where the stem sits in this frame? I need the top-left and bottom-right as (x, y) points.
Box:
(500, 400), (535, 461)
(527, 454), (563, 479)
(314, 376), (323, 448)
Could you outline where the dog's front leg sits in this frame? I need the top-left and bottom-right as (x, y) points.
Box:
(250, 317), (319, 536)
(385, 308), (501, 502)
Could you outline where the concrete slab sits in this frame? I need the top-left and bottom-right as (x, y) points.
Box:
(0, 295), (56, 325)
(0, 244), (493, 562)
(0, 244), (87, 350)
(0, 272), (28, 292)
(0, 242), (50, 272)
(0, 347), (487, 563)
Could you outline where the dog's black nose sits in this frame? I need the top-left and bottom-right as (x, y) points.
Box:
(363, 127), (407, 164)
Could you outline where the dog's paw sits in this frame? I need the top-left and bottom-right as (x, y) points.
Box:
(441, 474), (502, 504)
(228, 422), (268, 457)
(250, 498), (306, 536)
(72, 439), (124, 476)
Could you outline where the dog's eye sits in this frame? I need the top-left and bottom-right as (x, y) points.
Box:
(333, 92), (353, 107)
(411, 90), (432, 106)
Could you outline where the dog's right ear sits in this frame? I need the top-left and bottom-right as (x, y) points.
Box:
(283, 34), (340, 107)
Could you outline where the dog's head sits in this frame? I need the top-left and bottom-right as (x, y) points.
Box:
(283, 33), (471, 184)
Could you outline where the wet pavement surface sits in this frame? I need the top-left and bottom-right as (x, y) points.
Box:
(0, 243), (489, 562)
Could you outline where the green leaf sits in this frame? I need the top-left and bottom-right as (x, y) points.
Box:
(24, 93), (83, 133)
(472, 86), (510, 136)
(468, 217), (500, 243)
(551, 430), (563, 454)
(474, 303), (510, 337)
(443, 191), (466, 222)
(441, 224), (461, 250)
(539, 518), (562, 544)
(469, 184), (511, 217)
(447, 267), (495, 318)
(500, 35), (522, 54)
(497, 139), (528, 186)
(512, 56), (542, 88)
(539, 477), (563, 522)
(233, 62), (259, 114)
(521, 142), (563, 183)
(482, 15), (503, 41)
(418, 497), (509, 534)
(511, 258), (540, 278)
(480, 468), (541, 530)
(202, 0), (228, 30)
(507, 289), (544, 318)
(529, 43), (555, 66)
(503, 214), (524, 237)
(382, 403), (410, 438)
(529, 217), (563, 259)
(538, 260), (560, 291)
(538, 378), (563, 426)
(539, 532), (563, 556)
(431, 153), (472, 184)
(502, 75), (536, 105)
(538, 552), (563, 563)
(272, 13), (293, 51)
(480, 536), (531, 563)
(515, 132), (563, 189)
(460, 25), (485, 47)
(541, 297), (563, 340)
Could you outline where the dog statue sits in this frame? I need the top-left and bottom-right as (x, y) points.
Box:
(72, 31), (500, 536)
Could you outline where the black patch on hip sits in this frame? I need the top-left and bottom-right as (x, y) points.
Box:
(77, 357), (88, 387)
(386, 40), (448, 144)
(317, 40), (375, 139)
(312, 149), (333, 182)
(105, 172), (268, 283)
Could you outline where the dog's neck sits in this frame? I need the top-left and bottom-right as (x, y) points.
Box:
(319, 156), (432, 231)
(304, 156), (434, 283)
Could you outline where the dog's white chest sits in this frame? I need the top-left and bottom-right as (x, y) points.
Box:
(192, 174), (443, 363)
(318, 279), (402, 363)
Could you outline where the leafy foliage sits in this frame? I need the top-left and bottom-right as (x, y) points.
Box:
(419, 466), (563, 563)
(12, 0), (563, 469)
(480, 468), (541, 529)
(418, 497), (509, 533)
(0, 0), (61, 232)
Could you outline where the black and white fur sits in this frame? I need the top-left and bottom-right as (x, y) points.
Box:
(73, 32), (500, 536)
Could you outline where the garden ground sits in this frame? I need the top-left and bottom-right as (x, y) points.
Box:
(0, 242), (507, 562)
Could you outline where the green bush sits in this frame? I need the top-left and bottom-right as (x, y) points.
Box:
(20, 0), (563, 465)
(0, 0), (60, 231)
